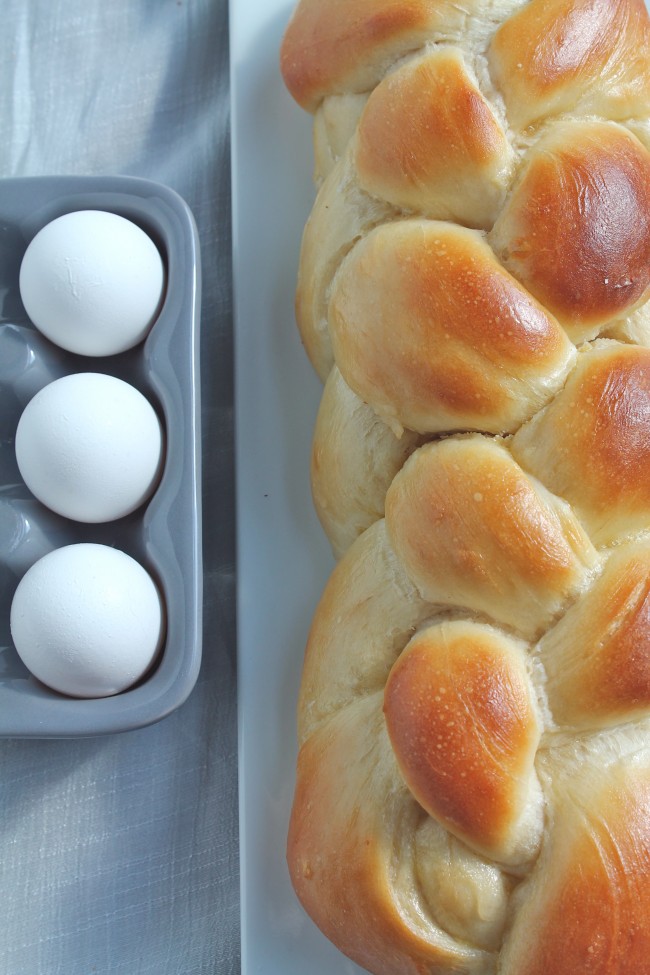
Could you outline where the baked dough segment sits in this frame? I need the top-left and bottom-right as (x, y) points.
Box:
(297, 519), (431, 741)
(539, 541), (650, 730)
(355, 48), (514, 229)
(489, 0), (650, 129)
(413, 817), (513, 952)
(511, 342), (650, 546)
(295, 143), (395, 381)
(384, 437), (597, 639)
(288, 696), (492, 975)
(281, 0), (461, 112)
(280, 0), (524, 113)
(384, 621), (542, 865)
(311, 367), (422, 559)
(491, 121), (650, 341)
(329, 219), (575, 436)
(499, 756), (650, 975)
(313, 93), (369, 183)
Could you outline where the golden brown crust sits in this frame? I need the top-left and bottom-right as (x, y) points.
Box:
(384, 622), (541, 862)
(490, 0), (650, 129)
(384, 437), (597, 637)
(280, 0), (443, 112)
(540, 542), (650, 729)
(492, 122), (650, 341)
(280, 0), (507, 113)
(329, 219), (574, 435)
(355, 49), (513, 228)
(511, 342), (650, 545)
(500, 760), (650, 975)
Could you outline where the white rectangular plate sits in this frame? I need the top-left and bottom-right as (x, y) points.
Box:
(232, 2), (650, 972)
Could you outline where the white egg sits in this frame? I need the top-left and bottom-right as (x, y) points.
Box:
(15, 372), (164, 523)
(10, 543), (165, 698)
(19, 209), (165, 356)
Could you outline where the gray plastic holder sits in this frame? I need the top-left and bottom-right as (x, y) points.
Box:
(0, 175), (202, 737)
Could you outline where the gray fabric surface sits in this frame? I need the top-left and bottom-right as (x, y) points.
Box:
(0, 3), (238, 973)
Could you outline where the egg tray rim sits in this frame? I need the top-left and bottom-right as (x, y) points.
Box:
(0, 173), (203, 738)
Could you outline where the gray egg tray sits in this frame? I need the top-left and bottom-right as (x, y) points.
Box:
(0, 175), (202, 736)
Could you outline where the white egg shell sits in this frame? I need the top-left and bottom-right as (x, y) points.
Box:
(15, 372), (164, 523)
(10, 543), (165, 698)
(19, 209), (165, 356)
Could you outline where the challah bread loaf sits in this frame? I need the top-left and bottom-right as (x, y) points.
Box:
(281, 1), (650, 972)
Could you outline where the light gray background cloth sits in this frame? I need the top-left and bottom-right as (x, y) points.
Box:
(0, 3), (237, 973)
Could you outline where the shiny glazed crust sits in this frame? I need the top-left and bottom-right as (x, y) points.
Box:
(281, 1), (650, 972)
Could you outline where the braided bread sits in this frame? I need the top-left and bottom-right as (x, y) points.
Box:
(280, 2), (650, 972)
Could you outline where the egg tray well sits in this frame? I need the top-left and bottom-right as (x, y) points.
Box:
(0, 175), (202, 737)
